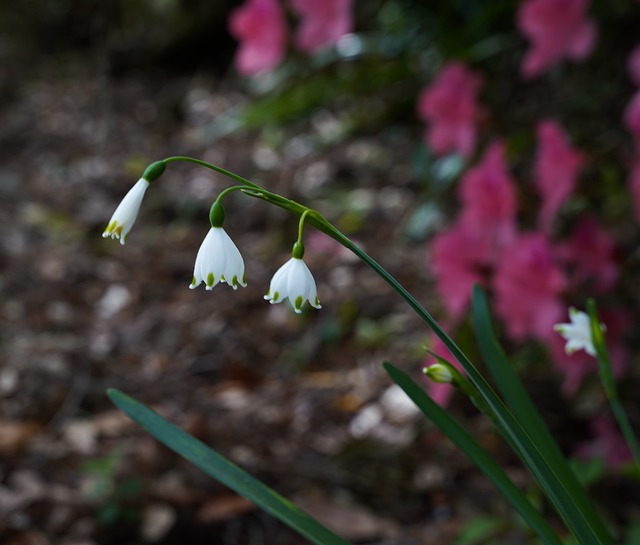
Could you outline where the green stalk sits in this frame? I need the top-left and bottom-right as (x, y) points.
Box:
(156, 157), (615, 545)
(587, 300), (640, 470)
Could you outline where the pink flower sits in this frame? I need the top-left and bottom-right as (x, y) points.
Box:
(534, 120), (585, 230)
(291, 0), (354, 53)
(229, 0), (287, 75)
(517, 0), (597, 78)
(623, 90), (640, 145)
(430, 221), (490, 318)
(575, 417), (633, 468)
(458, 142), (518, 250)
(627, 44), (640, 86)
(556, 217), (618, 293)
(417, 62), (484, 158)
(493, 232), (567, 341)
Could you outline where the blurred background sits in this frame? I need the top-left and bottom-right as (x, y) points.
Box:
(1, 1), (640, 544)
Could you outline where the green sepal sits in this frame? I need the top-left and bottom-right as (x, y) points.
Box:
(142, 161), (166, 182)
(292, 241), (305, 259)
(210, 201), (225, 228)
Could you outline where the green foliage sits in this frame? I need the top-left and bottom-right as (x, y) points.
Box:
(107, 388), (353, 545)
(454, 515), (506, 545)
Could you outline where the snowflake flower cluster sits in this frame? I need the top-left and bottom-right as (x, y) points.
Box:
(102, 171), (321, 315)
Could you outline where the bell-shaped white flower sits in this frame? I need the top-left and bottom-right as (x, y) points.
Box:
(102, 178), (149, 245)
(553, 307), (603, 357)
(190, 227), (247, 290)
(264, 257), (321, 313)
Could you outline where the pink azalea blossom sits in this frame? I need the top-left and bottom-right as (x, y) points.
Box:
(229, 0), (287, 75)
(430, 221), (490, 318)
(575, 417), (633, 468)
(623, 90), (640, 145)
(417, 62), (484, 158)
(291, 0), (354, 53)
(458, 142), (518, 250)
(516, 0), (597, 78)
(627, 44), (640, 86)
(556, 216), (618, 293)
(534, 120), (585, 230)
(493, 232), (567, 341)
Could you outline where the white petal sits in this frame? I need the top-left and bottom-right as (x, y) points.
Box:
(265, 258), (295, 303)
(102, 178), (150, 245)
(190, 227), (246, 291)
(264, 257), (321, 312)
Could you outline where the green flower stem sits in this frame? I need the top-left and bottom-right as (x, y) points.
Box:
(587, 300), (640, 470)
(216, 185), (251, 202)
(297, 209), (312, 244)
(157, 156), (613, 544)
(163, 156), (262, 190)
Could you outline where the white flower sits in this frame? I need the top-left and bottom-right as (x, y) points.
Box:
(264, 257), (321, 313)
(190, 227), (247, 290)
(553, 307), (603, 357)
(102, 178), (150, 245)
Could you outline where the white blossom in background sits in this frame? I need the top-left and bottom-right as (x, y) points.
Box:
(553, 307), (603, 357)
(190, 227), (247, 290)
(264, 257), (321, 313)
(102, 178), (150, 245)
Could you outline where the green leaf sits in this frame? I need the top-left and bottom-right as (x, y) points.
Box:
(471, 286), (615, 545)
(107, 389), (352, 545)
(382, 362), (564, 545)
(455, 515), (504, 545)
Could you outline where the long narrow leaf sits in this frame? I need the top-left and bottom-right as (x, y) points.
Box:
(107, 389), (352, 545)
(471, 286), (614, 544)
(383, 362), (564, 545)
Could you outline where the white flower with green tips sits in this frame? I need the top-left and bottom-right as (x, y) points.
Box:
(102, 161), (165, 245)
(190, 227), (247, 290)
(553, 307), (603, 357)
(102, 178), (149, 245)
(264, 256), (321, 314)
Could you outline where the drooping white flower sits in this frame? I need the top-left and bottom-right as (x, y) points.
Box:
(553, 307), (603, 357)
(264, 257), (321, 313)
(190, 227), (247, 290)
(102, 178), (150, 245)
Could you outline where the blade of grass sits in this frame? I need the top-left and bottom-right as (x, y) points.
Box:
(383, 362), (564, 545)
(471, 286), (614, 543)
(107, 389), (352, 545)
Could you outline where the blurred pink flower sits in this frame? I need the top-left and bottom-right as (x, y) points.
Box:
(517, 0), (597, 78)
(430, 221), (490, 318)
(291, 0), (354, 53)
(576, 417), (633, 468)
(229, 0), (287, 75)
(623, 90), (640, 144)
(627, 44), (640, 86)
(534, 120), (585, 230)
(458, 142), (518, 250)
(423, 333), (463, 407)
(417, 62), (484, 158)
(493, 232), (567, 341)
(556, 216), (618, 293)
